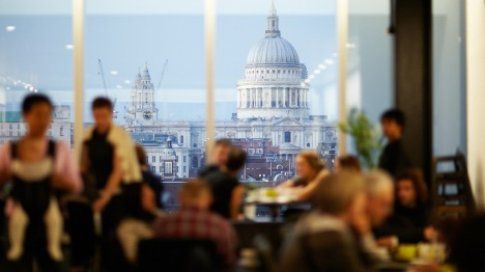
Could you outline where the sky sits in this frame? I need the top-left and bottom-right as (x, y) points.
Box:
(0, 12), (337, 99)
(0, 0), (396, 122)
(0, 0), (392, 15)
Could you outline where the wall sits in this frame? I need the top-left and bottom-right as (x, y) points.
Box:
(466, 0), (485, 207)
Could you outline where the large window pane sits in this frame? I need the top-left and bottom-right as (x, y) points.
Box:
(0, 1), (73, 145)
(433, 0), (466, 156)
(85, 1), (205, 209)
(348, 0), (393, 123)
(216, 0), (338, 183)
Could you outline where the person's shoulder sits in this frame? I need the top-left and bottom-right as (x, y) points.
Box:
(0, 142), (11, 152)
(206, 211), (231, 226)
(198, 164), (219, 178)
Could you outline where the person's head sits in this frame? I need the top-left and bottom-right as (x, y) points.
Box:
(178, 179), (213, 210)
(91, 97), (114, 132)
(135, 144), (148, 167)
(336, 155), (362, 173)
(315, 171), (367, 223)
(224, 146), (247, 175)
(22, 93), (54, 137)
(364, 170), (394, 227)
(295, 151), (326, 181)
(396, 169), (428, 208)
(211, 138), (232, 167)
(380, 109), (405, 141)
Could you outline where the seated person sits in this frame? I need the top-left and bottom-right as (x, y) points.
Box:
(279, 171), (370, 272)
(204, 146), (246, 220)
(0, 94), (82, 271)
(279, 151), (328, 201)
(153, 180), (237, 271)
(394, 169), (429, 231)
(198, 138), (232, 178)
(335, 154), (362, 173)
(362, 170), (395, 261)
(135, 145), (164, 209)
(375, 169), (434, 244)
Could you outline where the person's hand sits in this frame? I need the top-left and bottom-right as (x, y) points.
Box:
(93, 195), (110, 213)
(424, 226), (439, 242)
(278, 180), (294, 188)
(376, 236), (398, 249)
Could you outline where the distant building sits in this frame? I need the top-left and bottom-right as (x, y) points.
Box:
(125, 3), (337, 181)
(0, 105), (72, 145)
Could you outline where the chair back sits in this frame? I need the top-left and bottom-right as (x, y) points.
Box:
(137, 238), (219, 272)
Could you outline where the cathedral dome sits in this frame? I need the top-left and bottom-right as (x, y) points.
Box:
(246, 36), (300, 65)
(245, 2), (300, 66)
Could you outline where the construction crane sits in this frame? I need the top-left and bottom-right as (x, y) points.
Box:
(97, 58), (118, 119)
(97, 59), (108, 94)
(157, 59), (168, 90)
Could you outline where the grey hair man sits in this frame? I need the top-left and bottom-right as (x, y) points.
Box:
(361, 170), (395, 262)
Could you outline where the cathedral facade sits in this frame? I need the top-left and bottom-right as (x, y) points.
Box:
(125, 3), (337, 181)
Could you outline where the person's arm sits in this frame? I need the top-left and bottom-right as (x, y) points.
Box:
(230, 184), (244, 220)
(295, 170), (329, 201)
(0, 144), (11, 189)
(141, 184), (157, 214)
(93, 153), (123, 212)
(51, 141), (83, 193)
(278, 179), (296, 188)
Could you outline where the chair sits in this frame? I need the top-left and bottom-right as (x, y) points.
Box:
(137, 238), (219, 272)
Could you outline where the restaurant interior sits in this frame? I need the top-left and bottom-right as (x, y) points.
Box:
(0, 0), (485, 271)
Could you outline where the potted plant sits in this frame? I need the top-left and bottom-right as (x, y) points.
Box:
(339, 108), (383, 169)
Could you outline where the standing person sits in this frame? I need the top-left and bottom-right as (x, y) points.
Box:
(0, 94), (82, 272)
(81, 96), (143, 230)
(80, 97), (145, 271)
(279, 151), (328, 201)
(204, 146), (246, 220)
(198, 139), (232, 178)
(378, 109), (412, 177)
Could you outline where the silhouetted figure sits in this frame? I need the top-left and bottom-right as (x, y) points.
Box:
(378, 109), (412, 177)
(0, 94), (82, 272)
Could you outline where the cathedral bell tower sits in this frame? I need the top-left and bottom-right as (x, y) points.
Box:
(126, 64), (159, 126)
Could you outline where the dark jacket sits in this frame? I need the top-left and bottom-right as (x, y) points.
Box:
(378, 139), (412, 177)
(204, 170), (240, 219)
(280, 213), (373, 272)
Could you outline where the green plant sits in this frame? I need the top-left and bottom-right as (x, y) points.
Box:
(339, 108), (383, 169)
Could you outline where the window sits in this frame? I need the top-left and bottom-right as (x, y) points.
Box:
(284, 131), (291, 143)
(159, 166), (163, 173)
(216, 1), (338, 180)
(433, 0), (466, 156)
(152, 156), (156, 163)
(164, 161), (173, 175)
(0, 2), (74, 146)
(85, 0), (206, 180)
